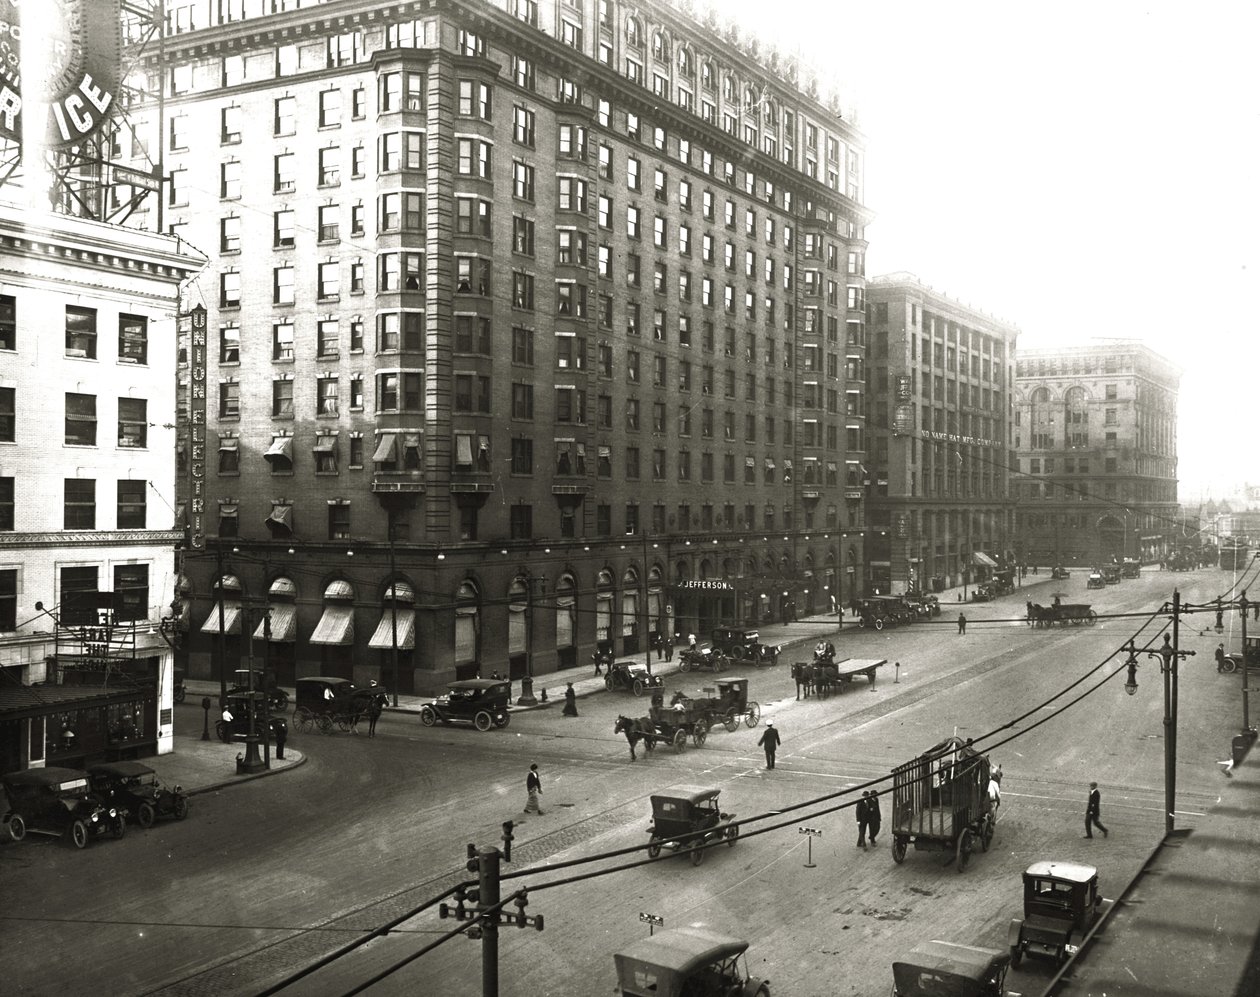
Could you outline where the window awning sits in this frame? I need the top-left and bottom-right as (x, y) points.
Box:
(264, 436), (293, 463)
(455, 433), (473, 465)
(745, 457), (755, 467)
(313, 437), (336, 453)
(373, 433), (397, 462)
(598, 445), (611, 457)
(218, 438), (239, 452)
(253, 603), (297, 642)
(201, 602), (242, 635)
(265, 503), (294, 538)
(369, 607), (416, 649)
(403, 432), (421, 450)
(309, 604), (354, 645)
(764, 458), (775, 470)
(973, 551), (998, 568)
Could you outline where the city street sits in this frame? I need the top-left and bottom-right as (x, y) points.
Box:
(0, 568), (1242, 996)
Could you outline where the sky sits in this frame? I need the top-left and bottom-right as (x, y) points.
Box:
(719, 0), (1260, 502)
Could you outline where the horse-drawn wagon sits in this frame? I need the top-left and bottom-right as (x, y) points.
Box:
(670, 677), (760, 732)
(615, 701), (709, 759)
(793, 656), (885, 699)
(1029, 600), (1097, 627)
(890, 735), (995, 872)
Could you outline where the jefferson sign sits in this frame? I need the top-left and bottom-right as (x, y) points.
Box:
(0, 0), (122, 149)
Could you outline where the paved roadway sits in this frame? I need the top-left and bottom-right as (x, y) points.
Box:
(0, 567), (1241, 996)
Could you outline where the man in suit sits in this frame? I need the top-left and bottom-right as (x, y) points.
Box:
(757, 721), (781, 769)
(1085, 781), (1108, 838)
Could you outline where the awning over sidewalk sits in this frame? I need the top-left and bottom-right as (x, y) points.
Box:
(309, 604), (354, 645)
(252, 603), (297, 642)
(201, 602), (242, 635)
(368, 607), (416, 650)
(972, 551), (998, 568)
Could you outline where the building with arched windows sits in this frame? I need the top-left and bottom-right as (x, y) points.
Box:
(150, 0), (871, 695)
(1013, 342), (1180, 567)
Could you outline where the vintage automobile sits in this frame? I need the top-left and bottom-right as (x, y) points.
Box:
(858, 595), (915, 630)
(1008, 860), (1105, 968)
(1121, 558), (1141, 578)
(2, 766), (127, 848)
(173, 666), (187, 704)
(1051, 566), (1071, 580)
(646, 786), (738, 865)
(970, 582), (997, 603)
(606, 659), (665, 696)
(218, 689), (288, 743)
(419, 678), (511, 730)
(88, 761), (189, 827)
(906, 593), (941, 618)
(1102, 564), (1122, 585)
(613, 927), (769, 997)
(892, 940), (1011, 997)
(1086, 570), (1106, 590)
(225, 667), (289, 711)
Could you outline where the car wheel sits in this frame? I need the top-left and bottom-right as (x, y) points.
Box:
(272, 689), (289, 711)
(713, 655), (725, 673)
(874, 618), (885, 631)
(495, 714), (510, 728)
(214, 720), (230, 743)
(647, 836), (662, 858)
(725, 823), (739, 847)
(679, 658), (691, 672)
(7, 814), (25, 841)
(690, 844), (705, 866)
(474, 710), (492, 731)
(632, 679), (645, 697)
(112, 815), (127, 839)
(419, 706), (437, 727)
(604, 675), (614, 690)
(174, 687), (186, 704)
(173, 797), (189, 821)
(69, 820), (89, 849)
(137, 803), (156, 829)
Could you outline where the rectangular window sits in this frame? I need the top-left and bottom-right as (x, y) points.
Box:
(117, 398), (147, 448)
(64, 478), (96, 529)
(272, 379), (294, 418)
(65, 306), (96, 358)
(274, 266), (295, 305)
(60, 565), (98, 625)
(219, 382), (240, 418)
(328, 503), (351, 540)
(116, 480), (146, 530)
(65, 393), (96, 445)
(511, 437), (534, 474)
(513, 161), (535, 201)
(0, 478), (11, 531)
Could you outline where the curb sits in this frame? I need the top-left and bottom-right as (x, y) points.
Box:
(185, 751), (307, 797)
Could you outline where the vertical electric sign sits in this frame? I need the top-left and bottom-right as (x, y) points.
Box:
(187, 304), (207, 551)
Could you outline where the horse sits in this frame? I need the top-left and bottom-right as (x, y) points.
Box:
(615, 715), (656, 761)
(814, 662), (839, 699)
(791, 661), (814, 700)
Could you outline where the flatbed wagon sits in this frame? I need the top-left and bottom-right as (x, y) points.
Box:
(1030, 602), (1096, 626)
(891, 735), (995, 872)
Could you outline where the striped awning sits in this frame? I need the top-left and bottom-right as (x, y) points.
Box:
(200, 602), (242, 635)
(368, 607), (416, 650)
(309, 604), (354, 646)
(972, 551), (998, 568)
(252, 603), (297, 642)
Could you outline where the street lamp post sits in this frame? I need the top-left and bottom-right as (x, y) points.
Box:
(387, 507), (400, 709)
(517, 571), (542, 707)
(1240, 588), (1255, 741)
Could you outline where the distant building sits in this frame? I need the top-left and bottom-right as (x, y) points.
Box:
(865, 274), (1019, 596)
(1013, 342), (1180, 567)
(0, 199), (202, 772)
(139, 0), (874, 695)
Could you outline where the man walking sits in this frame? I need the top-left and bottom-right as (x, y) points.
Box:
(855, 792), (870, 850)
(366, 687), (383, 738)
(1085, 781), (1108, 838)
(867, 790), (882, 846)
(524, 763), (545, 815)
(757, 721), (781, 769)
(957, 612), (967, 635)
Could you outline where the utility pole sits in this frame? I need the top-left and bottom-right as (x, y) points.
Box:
(1240, 590), (1255, 741)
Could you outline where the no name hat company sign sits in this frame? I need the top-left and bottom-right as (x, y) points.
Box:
(0, 0), (122, 149)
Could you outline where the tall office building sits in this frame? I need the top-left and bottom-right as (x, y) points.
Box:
(864, 274), (1019, 596)
(143, 0), (871, 694)
(1013, 342), (1180, 567)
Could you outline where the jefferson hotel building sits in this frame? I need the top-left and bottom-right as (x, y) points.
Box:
(143, 0), (871, 694)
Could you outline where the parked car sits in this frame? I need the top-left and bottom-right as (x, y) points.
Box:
(1102, 564), (1122, 585)
(1086, 571), (1106, 590)
(613, 927), (769, 997)
(419, 678), (511, 730)
(2, 766), (127, 848)
(88, 761), (189, 827)
(1051, 566), (1071, 580)
(1008, 860), (1104, 968)
(892, 940), (1011, 997)
(1121, 558), (1141, 578)
(217, 690), (287, 744)
(906, 593), (941, 618)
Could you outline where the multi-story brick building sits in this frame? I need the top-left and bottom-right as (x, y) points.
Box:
(1013, 342), (1180, 568)
(141, 0), (872, 695)
(0, 199), (202, 772)
(864, 274), (1019, 596)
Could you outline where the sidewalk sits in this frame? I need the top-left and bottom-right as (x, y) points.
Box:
(148, 720), (306, 797)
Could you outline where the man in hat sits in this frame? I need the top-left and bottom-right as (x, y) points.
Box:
(855, 791), (870, 849)
(1085, 781), (1108, 838)
(757, 721), (781, 769)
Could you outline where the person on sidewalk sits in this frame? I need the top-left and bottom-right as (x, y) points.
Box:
(855, 792), (870, 849)
(867, 790), (882, 846)
(524, 763), (544, 815)
(1215, 643), (1227, 672)
(274, 718), (287, 760)
(757, 721), (781, 769)
(957, 612), (967, 635)
(366, 680), (384, 738)
(562, 682), (578, 717)
(1085, 781), (1108, 838)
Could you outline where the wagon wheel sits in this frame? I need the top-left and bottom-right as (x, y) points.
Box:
(724, 710), (739, 733)
(337, 715), (354, 732)
(874, 617), (885, 630)
(956, 828), (974, 873)
(672, 729), (687, 753)
(1088, 610), (1097, 623)
(690, 842), (706, 866)
(604, 674), (615, 690)
(725, 822), (739, 847)
(137, 802), (156, 829)
(891, 836), (907, 864)
(294, 707), (313, 733)
(647, 836), (662, 858)
(474, 710), (493, 731)
(69, 819), (90, 849)
(745, 702), (761, 728)
(419, 705), (437, 727)
(632, 679), (645, 697)
(316, 714), (334, 734)
(693, 722), (708, 747)
(981, 813), (995, 852)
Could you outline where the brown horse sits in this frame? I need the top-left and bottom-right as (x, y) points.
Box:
(614, 715), (657, 760)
